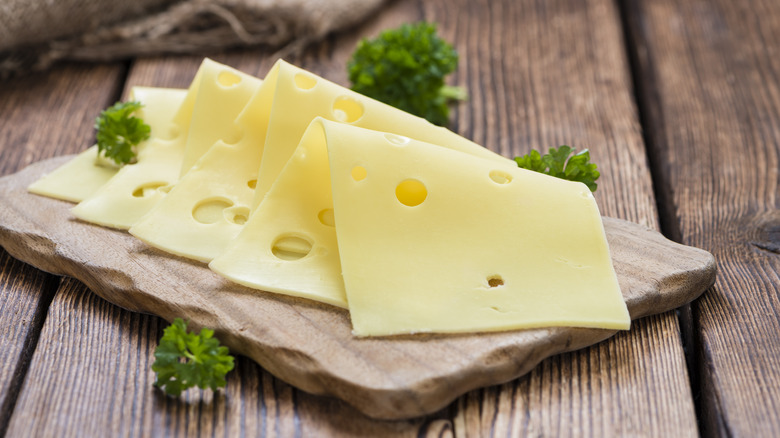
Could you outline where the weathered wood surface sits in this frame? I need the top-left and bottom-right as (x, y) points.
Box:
(0, 0), (723, 435)
(625, 0), (780, 435)
(0, 63), (125, 436)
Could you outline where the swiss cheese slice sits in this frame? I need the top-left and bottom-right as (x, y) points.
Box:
(178, 61), (263, 177)
(130, 63), (280, 262)
(208, 119), (345, 306)
(325, 122), (630, 336)
(251, 60), (512, 210)
(27, 86), (186, 202)
(71, 59), (261, 229)
(132, 59), (511, 263)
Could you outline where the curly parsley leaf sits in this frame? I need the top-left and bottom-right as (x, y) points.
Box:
(348, 22), (466, 126)
(94, 101), (150, 165)
(514, 146), (600, 192)
(152, 318), (235, 396)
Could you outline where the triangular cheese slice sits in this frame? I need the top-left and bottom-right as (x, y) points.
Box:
(130, 63), (280, 262)
(325, 123), (630, 336)
(208, 119), (346, 306)
(132, 59), (511, 263)
(71, 59), (261, 229)
(27, 86), (187, 202)
(251, 60), (511, 210)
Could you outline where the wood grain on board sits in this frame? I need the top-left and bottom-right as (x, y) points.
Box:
(0, 0), (711, 435)
(625, 0), (780, 435)
(0, 62), (125, 434)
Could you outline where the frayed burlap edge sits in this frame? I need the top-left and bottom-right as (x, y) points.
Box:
(0, 0), (386, 79)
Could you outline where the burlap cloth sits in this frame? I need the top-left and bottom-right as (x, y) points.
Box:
(0, 0), (386, 78)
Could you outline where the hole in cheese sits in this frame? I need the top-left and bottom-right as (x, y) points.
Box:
(159, 124), (180, 141)
(351, 166), (367, 181)
(222, 127), (244, 145)
(192, 198), (234, 224)
(384, 133), (410, 146)
(225, 206), (250, 225)
(294, 73), (317, 90)
(487, 275), (504, 287)
(271, 235), (313, 261)
(247, 179), (257, 189)
(132, 182), (167, 198)
(395, 179), (427, 207)
(332, 96), (364, 123)
(318, 208), (335, 227)
(489, 170), (513, 184)
(217, 71), (242, 87)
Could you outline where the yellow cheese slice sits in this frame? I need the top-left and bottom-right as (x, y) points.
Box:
(71, 59), (261, 229)
(325, 122), (630, 336)
(208, 118), (346, 306)
(130, 63), (280, 261)
(27, 86), (186, 202)
(251, 60), (511, 210)
(133, 58), (510, 263)
(179, 60), (263, 176)
(27, 146), (116, 203)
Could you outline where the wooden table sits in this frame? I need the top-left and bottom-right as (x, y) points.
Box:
(0, 0), (777, 436)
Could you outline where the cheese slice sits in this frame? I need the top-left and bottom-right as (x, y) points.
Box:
(251, 60), (511, 210)
(179, 61), (263, 177)
(209, 119), (345, 306)
(133, 59), (511, 263)
(325, 122), (630, 336)
(71, 59), (261, 229)
(130, 63), (280, 261)
(27, 86), (186, 202)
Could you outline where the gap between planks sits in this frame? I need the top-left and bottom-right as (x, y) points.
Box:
(0, 254), (58, 438)
(0, 60), (130, 436)
(615, 0), (705, 433)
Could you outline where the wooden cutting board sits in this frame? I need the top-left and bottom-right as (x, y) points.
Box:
(0, 156), (716, 420)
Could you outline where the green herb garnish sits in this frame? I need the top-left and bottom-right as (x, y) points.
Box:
(514, 146), (600, 192)
(152, 318), (235, 396)
(347, 22), (466, 126)
(94, 101), (150, 165)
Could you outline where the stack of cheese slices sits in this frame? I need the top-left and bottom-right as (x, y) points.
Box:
(29, 58), (630, 336)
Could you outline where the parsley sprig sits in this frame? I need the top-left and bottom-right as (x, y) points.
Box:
(515, 146), (600, 192)
(152, 318), (235, 396)
(348, 22), (466, 126)
(94, 101), (150, 165)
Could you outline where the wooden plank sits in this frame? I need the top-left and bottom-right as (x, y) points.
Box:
(0, 63), (125, 435)
(4, 0), (697, 436)
(436, 0), (698, 435)
(7, 279), (312, 437)
(0, 64), (126, 176)
(0, 251), (56, 433)
(624, 0), (780, 435)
